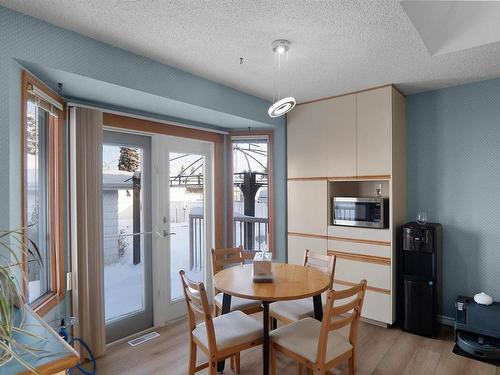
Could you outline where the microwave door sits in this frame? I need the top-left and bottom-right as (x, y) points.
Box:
(335, 202), (354, 222)
(333, 199), (384, 228)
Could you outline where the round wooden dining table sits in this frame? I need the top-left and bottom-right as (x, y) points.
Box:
(213, 263), (330, 375)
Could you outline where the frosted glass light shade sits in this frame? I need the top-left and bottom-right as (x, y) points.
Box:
(268, 97), (296, 118)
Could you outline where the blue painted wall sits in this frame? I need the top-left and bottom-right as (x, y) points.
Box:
(0, 6), (287, 322)
(407, 78), (500, 317)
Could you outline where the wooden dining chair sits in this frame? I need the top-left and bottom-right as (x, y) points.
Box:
(179, 270), (263, 375)
(211, 246), (263, 316)
(270, 279), (367, 375)
(269, 250), (337, 326)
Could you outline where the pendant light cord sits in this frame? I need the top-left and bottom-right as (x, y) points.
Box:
(277, 51), (281, 101)
(287, 49), (291, 99)
(272, 45), (292, 102)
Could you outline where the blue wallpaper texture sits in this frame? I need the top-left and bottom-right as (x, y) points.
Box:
(0, 5), (287, 321)
(407, 78), (500, 317)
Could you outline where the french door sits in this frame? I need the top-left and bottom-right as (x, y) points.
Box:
(153, 135), (214, 325)
(102, 131), (153, 343)
(102, 130), (214, 341)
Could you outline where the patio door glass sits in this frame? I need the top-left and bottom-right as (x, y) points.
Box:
(102, 131), (153, 343)
(153, 135), (213, 323)
(168, 152), (205, 301)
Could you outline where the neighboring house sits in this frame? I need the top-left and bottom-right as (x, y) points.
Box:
(102, 171), (134, 264)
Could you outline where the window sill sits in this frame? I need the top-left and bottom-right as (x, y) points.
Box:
(31, 290), (64, 317)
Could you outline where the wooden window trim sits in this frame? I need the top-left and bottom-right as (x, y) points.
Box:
(102, 113), (225, 248)
(21, 71), (66, 316)
(226, 130), (275, 254)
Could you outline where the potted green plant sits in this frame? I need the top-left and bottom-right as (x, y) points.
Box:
(0, 227), (44, 373)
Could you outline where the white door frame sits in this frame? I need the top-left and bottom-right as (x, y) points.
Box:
(152, 134), (215, 326)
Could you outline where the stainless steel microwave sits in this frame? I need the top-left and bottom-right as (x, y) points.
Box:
(332, 197), (389, 229)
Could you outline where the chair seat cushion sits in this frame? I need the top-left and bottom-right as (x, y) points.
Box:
(269, 298), (314, 321)
(270, 317), (352, 363)
(193, 310), (263, 351)
(269, 294), (327, 322)
(214, 293), (262, 312)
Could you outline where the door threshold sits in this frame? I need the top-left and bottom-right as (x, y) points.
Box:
(106, 316), (187, 349)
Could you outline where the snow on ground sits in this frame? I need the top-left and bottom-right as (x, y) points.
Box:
(104, 221), (204, 321)
(170, 222), (204, 301)
(104, 259), (143, 322)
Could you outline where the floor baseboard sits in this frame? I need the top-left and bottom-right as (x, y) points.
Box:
(438, 314), (455, 327)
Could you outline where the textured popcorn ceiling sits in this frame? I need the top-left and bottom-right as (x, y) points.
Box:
(3, 0), (500, 102)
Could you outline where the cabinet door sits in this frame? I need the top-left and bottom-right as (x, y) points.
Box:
(288, 235), (327, 265)
(356, 87), (392, 176)
(287, 180), (328, 236)
(287, 101), (328, 178)
(326, 95), (357, 177)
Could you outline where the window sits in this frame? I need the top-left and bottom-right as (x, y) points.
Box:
(22, 71), (65, 315)
(228, 132), (274, 253)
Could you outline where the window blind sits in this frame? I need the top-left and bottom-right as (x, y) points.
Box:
(27, 83), (63, 116)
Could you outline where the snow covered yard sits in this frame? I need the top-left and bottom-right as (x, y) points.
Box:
(104, 221), (204, 321)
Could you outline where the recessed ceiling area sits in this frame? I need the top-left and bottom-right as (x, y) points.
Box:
(3, 0), (500, 102)
(401, 1), (500, 56)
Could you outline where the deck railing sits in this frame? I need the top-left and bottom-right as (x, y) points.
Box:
(233, 215), (269, 251)
(188, 211), (268, 271)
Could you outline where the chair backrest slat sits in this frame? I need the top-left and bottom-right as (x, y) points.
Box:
(184, 286), (205, 318)
(211, 246), (244, 295)
(316, 279), (367, 366)
(329, 315), (354, 331)
(304, 249), (337, 289)
(331, 282), (364, 299)
(331, 297), (359, 316)
(179, 270), (217, 350)
(211, 246), (244, 274)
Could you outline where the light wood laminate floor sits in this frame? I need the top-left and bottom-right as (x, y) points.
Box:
(95, 315), (500, 375)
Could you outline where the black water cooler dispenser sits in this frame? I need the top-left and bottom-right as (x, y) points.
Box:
(400, 222), (442, 337)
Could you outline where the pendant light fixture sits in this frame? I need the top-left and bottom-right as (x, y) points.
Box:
(268, 39), (296, 118)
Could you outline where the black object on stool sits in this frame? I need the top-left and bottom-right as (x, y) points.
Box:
(399, 222), (442, 337)
(453, 295), (500, 366)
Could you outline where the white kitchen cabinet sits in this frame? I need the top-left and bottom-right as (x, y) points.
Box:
(328, 238), (391, 258)
(287, 235), (327, 265)
(326, 94), (357, 177)
(334, 282), (393, 324)
(334, 258), (391, 290)
(287, 180), (328, 236)
(286, 85), (406, 326)
(356, 86), (392, 176)
(287, 100), (329, 178)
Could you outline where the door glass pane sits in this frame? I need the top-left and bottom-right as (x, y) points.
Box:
(169, 152), (205, 301)
(26, 101), (51, 303)
(232, 138), (269, 250)
(103, 144), (146, 322)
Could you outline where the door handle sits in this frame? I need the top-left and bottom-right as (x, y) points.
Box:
(163, 230), (176, 237)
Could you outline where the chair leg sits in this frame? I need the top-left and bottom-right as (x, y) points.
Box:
(188, 341), (197, 375)
(348, 354), (356, 375)
(230, 355), (235, 370)
(270, 344), (276, 375)
(235, 352), (240, 373)
(306, 368), (313, 375)
(296, 362), (303, 375)
(209, 360), (218, 375)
